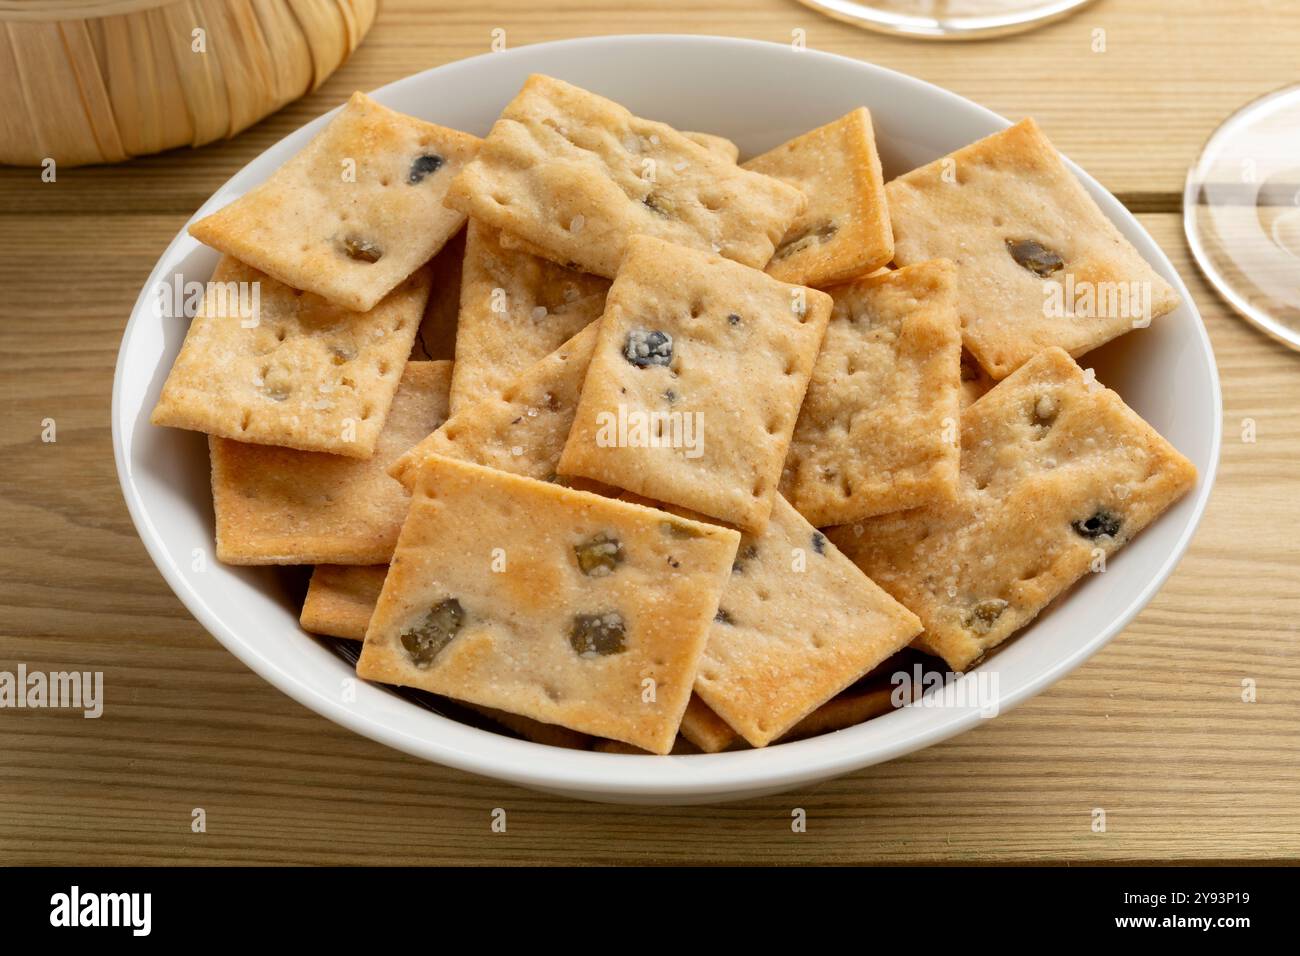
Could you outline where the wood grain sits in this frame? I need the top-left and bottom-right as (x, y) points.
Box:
(1, 0), (1298, 866)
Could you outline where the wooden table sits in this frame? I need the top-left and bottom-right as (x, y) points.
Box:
(2, 0), (1297, 866)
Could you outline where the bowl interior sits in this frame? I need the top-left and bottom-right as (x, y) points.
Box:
(113, 35), (1219, 803)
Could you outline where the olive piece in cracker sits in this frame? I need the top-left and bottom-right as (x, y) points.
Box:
(574, 532), (625, 577)
(773, 221), (838, 261)
(1072, 509), (1122, 540)
(408, 153), (445, 184)
(400, 598), (465, 667)
(1005, 238), (1064, 277)
(641, 193), (675, 218)
(569, 612), (627, 658)
(343, 236), (383, 263)
(731, 544), (759, 573)
(624, 329), (673, 368)
(965, 598), (1008, 633)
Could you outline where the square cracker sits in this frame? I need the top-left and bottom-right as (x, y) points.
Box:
(743, 107), (892, 288)
(678, 695), (739, 753)
(299, 563), (590, 749)
(449, 219), (609, 414)
(444, 74), (805, 278)
(695, 495), (921, 747)
(391, 321), (600, 491)
(886, 118), (1179, 379)
(301, 565), (389, 639)
(780, 685), (897, 741)
(829, 347), (1197, 671)
(209, 361), (452, 565)
(355, 455), (740, 754)
(190, 92), (480, 313)
(558, 236), (832, 532)
(488, 125), (740, 263)
(780, 260), (963, 526)
(151, 256), (431, 458)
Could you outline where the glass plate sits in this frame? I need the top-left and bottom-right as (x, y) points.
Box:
(1184, 86), (1300, 352)
(793, 0), (1096, 40)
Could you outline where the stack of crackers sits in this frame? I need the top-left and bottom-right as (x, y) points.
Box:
(152, 77), (1196, 755)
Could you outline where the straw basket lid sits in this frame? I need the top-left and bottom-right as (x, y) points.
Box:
(0, 0), (377, 166)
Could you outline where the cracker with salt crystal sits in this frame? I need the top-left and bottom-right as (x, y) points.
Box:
(743, 107), (891, 287)
(886, 118), (1178, 378)
(152, 256), (432, 458)
(830, 347), (1196, 671)
(559, 236), (831, 532)
(449, 219), (609, 414)
(209, 361), (451, 565)
(299, 561), (590, 749)
(781, 260), (962, 526)
(445, 74), (804, 278)
(695, 495), (920, 747)
(391, 322), (600, 491)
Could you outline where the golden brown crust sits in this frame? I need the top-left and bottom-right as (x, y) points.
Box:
(830, 347), (1197, 670)
(886, 118), (1178, 379)
(558, 236), (832, 532)
(445, 74), (805, 278)
(744, 107), (892, 287)
(210, 362), (451, 565)
(356, 456), (740, 754)
(695, 495), (921, 747)
(781, 260), (962, 526)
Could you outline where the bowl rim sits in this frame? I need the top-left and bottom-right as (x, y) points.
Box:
(112, 34), (1222, 800)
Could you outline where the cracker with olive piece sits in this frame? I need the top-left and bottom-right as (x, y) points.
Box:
(190, 92), (480, 313)
(781, 260), (962, 527)
(444, 74), (805, 279)
(829, 347), (1196, 671)
(743, 107), (892, 288)
(449, 219), (609, 415)
(299, 563), (590, 749)
(697, 495), (921, 747)
(558, 236), (832, 533)
(886, 118), (1178, 379)
(356, 455), (740, 754)
(152, 256), (432, 458)
(209, 361), (452, 565)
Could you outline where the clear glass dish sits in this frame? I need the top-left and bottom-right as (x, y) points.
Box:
(1184, 85), (1300, 352)
(793, 0), (1097, 40)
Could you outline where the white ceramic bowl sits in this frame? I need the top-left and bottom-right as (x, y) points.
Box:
(113, 35), (1220, 805)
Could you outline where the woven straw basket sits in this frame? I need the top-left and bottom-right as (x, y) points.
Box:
(0, 0), (377, 166)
